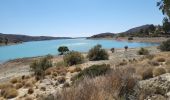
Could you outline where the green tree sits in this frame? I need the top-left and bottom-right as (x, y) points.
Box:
(162, 17), (170, 34)
(58, 46), (69, 55)
(157, 0), (170, 18)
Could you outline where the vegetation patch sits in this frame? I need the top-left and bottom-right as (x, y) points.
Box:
(72, 64), (111, 81)
(137, 48), (149, 55)
(159, 39), (170, 51)
(87, 44), (109, 61)
(30, 56), (52, 79)
(64, 51), (84, 66)
(153, 67), (166, 77)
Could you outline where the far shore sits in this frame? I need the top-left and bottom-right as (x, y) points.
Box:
(88, 37), (170, 43)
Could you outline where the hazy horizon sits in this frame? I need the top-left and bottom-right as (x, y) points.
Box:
(0, 0), (164, 37)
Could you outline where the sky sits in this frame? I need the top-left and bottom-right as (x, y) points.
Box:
(0, 0), (164, 37)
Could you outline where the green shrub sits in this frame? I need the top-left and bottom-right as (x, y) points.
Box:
(58, 46), (69, 55)
(64, 51), (84, 66)
(153, 68), (166, 77)
(30, 56), (52, 79)
(137, 48), (149, 55)
(73, 64), (111, 81)
(87, 44), (109, 61)
(111, 48), (115, 53)
(159, 39), (170, 51)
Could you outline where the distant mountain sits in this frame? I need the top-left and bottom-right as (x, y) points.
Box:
(119, 24), (155, 35)
(0, 33), (72, 43)
(87, 32), (115, 39)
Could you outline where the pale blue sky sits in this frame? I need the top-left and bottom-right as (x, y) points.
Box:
(0, 0), (164, 37)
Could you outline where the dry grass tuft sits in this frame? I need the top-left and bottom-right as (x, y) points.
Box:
(15, 83), (23, 89)
(153, 67), (166, 77)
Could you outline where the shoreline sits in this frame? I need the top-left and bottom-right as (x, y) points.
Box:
(0, 46), (159, 83)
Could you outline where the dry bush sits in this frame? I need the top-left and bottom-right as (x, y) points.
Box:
(137, 67), (153, 80)
(55, 61), (66, 67)
(148, 60), (160, 66)
(137, 48), (149, 55)
(10, 77), (20, 84)
(55, 69), (139, 100)
(15, 83), (23, 89)
(153, 67), (166, 77)
(155, 57), (166, 62)
(1, 88), (18, 99)
(28, 88), (34, 94)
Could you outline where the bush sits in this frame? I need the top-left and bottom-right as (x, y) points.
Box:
(153, 68), (166, 77)
(137, 48), (149, 55)
(58, 46), (69, 55)
(111, 48), (115, 53)
(30, 56), (52, 79)
(73, 64), (111, 81)
(156, 57), (166, 62)
(64, 51), (84, 66)
(87, 44), (109, 61)
(159, 39), (170, 51)
(141, 68), (153, 80)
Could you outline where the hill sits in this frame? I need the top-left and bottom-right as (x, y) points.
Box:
(87, 32), (115, 39)
(0, 33), (72, 45)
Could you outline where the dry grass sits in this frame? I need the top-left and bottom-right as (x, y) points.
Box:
(153, 67), (166, 77)
(55, 69), (139, 100)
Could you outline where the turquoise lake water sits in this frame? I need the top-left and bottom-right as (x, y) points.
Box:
(0, 38), (159, 62)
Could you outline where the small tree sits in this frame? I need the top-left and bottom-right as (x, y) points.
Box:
(64, 51), (84, 66)
(124, 46), (128, 51)
(111, 48), (115, 53)
(162, 17), (170, 34)
(87, 44), (109, 61)
(58, 46), (69, 55)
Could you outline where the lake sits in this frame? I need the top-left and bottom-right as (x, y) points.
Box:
(0, 38), (159, 62)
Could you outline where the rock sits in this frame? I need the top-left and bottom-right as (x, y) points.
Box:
(40, 79), (53, 85)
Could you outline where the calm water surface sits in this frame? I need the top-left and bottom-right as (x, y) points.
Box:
(0, 38), (159, 62)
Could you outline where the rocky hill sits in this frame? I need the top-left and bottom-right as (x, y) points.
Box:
(87, 32), (115, 39)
